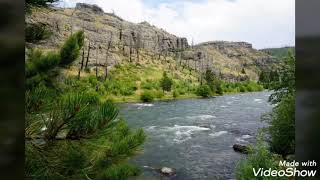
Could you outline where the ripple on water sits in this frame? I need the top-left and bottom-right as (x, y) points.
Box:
(209, 131), (228, 138)
(185, 114), (216, 120)
(162, 125), (211, 144)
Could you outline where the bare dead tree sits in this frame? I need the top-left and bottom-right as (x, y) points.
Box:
(84, 41), (91, 69)
(78, 19), (86, 79)
(95, 44), (99, 78)
(78, 41), (85, 79)
(129, 36), (133, 62)
(104, 32), (113, 81)
(199, 52), (204, 85)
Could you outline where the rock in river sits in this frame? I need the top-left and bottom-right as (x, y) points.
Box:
(233, 144), (250, 154)
(158, 167), (176, 177)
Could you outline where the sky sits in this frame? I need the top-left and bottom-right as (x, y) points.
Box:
(58, 0), (295, 49)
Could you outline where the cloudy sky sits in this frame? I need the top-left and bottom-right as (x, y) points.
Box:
(59, 0), (295, 49)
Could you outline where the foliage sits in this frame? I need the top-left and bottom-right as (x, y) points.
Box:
(259, 70), (280, 89)
(241, 68), (246, 74)
(141, 79), (159, 90)
(266, 93), (295, 155)
(236, 139), (285, 180)
(25, 0), (59, 14)
(26, 23), (52, 42)
(204, 70), (223, 95)
(160, 71), (173, 92)
(196, 84), (211, 97)
(140, 91), (154, 102)
(60, 30), (84, 66)
(173, 90), (179, 98)
(269, 52), (295, 104)
(221, 81), (263, 94)
(262, 47), (295, 60)
(265, 52), (295, 155)
(104, 78), (137, 96)
(25, 32), (145, 179)
(26, 30), (84, 90)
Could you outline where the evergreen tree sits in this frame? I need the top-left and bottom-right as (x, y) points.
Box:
(25, 31), (146, 179)
(160, 71), (173, 92)
(204, 70), (223, 95)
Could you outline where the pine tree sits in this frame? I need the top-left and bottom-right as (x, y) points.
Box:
(160, 71), (173, 92)
(25, 31), (146, 179)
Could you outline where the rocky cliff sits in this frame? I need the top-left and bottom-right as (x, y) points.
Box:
(26, 3), (278, 82)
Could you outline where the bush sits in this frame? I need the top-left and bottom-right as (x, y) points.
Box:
(267, 93), (295, 155)
(26, 23), (52, 42)
(216, 85), (224, 95)
(154, 90), (164, 99)
(173, 90), (179, 98)
(196, 84), (211, 97)
(140, 91), (154, 102)
(141, 79), (159, 90)
(239, 85), (246, 92)
(236, 141), (285, 180)
(84, 67), (91, 73)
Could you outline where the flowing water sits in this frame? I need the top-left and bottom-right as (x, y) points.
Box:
(119, 91), (273, 180)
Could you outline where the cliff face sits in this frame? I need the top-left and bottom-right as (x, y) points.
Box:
(26, 3), (278, 82)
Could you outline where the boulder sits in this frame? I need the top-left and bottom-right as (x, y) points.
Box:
(233, 144), (250, 154)
(158, 167), (176, 177)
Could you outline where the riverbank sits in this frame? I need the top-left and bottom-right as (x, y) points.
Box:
(106, 89), (267, 103)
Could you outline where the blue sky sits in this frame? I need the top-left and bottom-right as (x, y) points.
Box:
(59, 0), (295, 49)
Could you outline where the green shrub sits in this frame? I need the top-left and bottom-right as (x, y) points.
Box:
(267, 93), (295, 155)
(84, 67), (91, 73)
(173, 90), (179, 98)
(216, 85), (224, 95)
(196, 84), (211, 97)
(140, 91), (154, 102)
(154, 90), (164, 99)
(26, 23), (52, 42)
(88, 76), (99, 87)
(239, 85), (246, 92)
(236, 141), (285, 180)
(100, 163), (141, 179)
(141, 79), (159, 90)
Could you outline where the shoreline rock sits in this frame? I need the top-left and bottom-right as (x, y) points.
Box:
(233, 144), (250, 154)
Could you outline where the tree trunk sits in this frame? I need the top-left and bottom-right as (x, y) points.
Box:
(85, 41), (91, 69)
(95, 48), (98, 78)
(78, 46), (85, 79)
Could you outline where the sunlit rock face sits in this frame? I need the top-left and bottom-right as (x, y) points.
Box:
(26, 3), (278, 82)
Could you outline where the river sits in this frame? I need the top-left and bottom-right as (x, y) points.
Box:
(119, 91), (273, 180)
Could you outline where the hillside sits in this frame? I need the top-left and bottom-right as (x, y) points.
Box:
(26, 3), (278, 79)
(25, 3), (278, 102)
(260, 46), (295, 59)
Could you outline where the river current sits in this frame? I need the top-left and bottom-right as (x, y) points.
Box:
(119, 91), (273, 180)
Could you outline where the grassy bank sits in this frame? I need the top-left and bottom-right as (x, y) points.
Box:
(61, 60), (264, 103)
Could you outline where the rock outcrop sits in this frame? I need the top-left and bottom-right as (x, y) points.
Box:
(26, 3), (278, 82)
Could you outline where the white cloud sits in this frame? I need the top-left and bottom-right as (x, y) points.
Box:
(59, 0), (295, 49)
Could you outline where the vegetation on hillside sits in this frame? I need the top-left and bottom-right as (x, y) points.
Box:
(25, 31), (146, 179)
(236, 52), (295, 179)
(261, 47), (295, 59)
